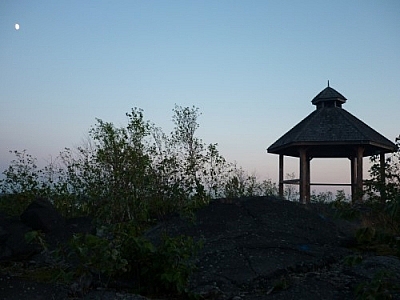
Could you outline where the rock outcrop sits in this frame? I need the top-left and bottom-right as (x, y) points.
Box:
(0, 197), (93, 261)
(1, 196), (400, 299)
(147, 196), (400, 299)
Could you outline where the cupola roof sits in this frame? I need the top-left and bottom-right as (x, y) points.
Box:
(311, 85), (347, 108)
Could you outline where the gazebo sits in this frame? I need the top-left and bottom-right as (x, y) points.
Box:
(267, 84), (397, 203)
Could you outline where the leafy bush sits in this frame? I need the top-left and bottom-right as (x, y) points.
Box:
(53, 221), (201, 297)
(0, 150), (52, 215)
(127, 234), (202, 296)
(67, 232), (129, 278)
(365, 135), (400, 204)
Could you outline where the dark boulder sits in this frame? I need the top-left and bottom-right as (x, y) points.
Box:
(20, 197), (66, 233)
(0, 215), (38, 261)
(0, 198), (95, 262)
(20, 199), (97, 248)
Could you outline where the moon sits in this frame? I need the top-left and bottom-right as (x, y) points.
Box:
(15, 23), (20, 30)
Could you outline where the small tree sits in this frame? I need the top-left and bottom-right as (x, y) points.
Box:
(171, 105), (206, 200)
(203, 143), (229, 198)
(365, 135), (400, 203)
(0, 150), (41, 196)
(0, 105), (281, 224)
(0, 150), (63, 214)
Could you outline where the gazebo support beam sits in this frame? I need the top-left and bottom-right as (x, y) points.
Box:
(355, 147), (364, 202)
(279, 154), (284, 198)
(307, 157), (311, 201)
(299, 148), (310, 204)
(380, 153), (386, 203)
(350, 157), (357, 202)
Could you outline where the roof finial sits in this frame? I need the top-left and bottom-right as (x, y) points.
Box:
(328, 80), (330, 87)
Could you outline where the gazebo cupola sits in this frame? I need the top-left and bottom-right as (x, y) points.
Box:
(267, 84), (397, 204)
(311, 83), (347, 109)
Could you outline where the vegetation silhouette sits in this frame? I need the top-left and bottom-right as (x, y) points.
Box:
(0, 107), (399, 298)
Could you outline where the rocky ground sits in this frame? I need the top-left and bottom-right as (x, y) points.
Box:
(1, 196), (400, 299)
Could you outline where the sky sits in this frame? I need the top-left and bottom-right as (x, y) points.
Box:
(1, 1), (400, 193)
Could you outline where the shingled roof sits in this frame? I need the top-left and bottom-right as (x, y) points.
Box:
(311, 86), (346, 107)
(267, 87), (397, 158)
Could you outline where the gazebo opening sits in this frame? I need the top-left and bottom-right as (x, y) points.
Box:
(309, 157), (367, 197)
(267, 85), (397, 204)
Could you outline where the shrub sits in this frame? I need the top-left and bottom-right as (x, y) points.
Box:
(365, 135), (400, 204)
(54, 221), (202, 297)
(127, 234), (202, 296)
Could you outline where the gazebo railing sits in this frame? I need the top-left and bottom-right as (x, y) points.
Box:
(281, 179), (360, 186)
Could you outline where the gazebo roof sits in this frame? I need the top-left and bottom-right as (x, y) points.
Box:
(267, 87), (397, 158)
(311, 86), (347, 107)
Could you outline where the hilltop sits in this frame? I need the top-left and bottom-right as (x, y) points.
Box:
(1, 196), (399, 299)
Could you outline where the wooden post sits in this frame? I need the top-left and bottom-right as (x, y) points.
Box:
(350, 157), (357, 203)
(299, 148), (309, 204)
(279, 154), (284, 199)
(380, 153), (386, 203)
(306, 156), (311, 203)
(356, 147), (364, 201)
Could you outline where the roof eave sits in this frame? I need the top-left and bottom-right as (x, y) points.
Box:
(267, 140), (397, 157)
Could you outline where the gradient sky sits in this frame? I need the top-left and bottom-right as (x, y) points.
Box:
(1, 1), (399, 192)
